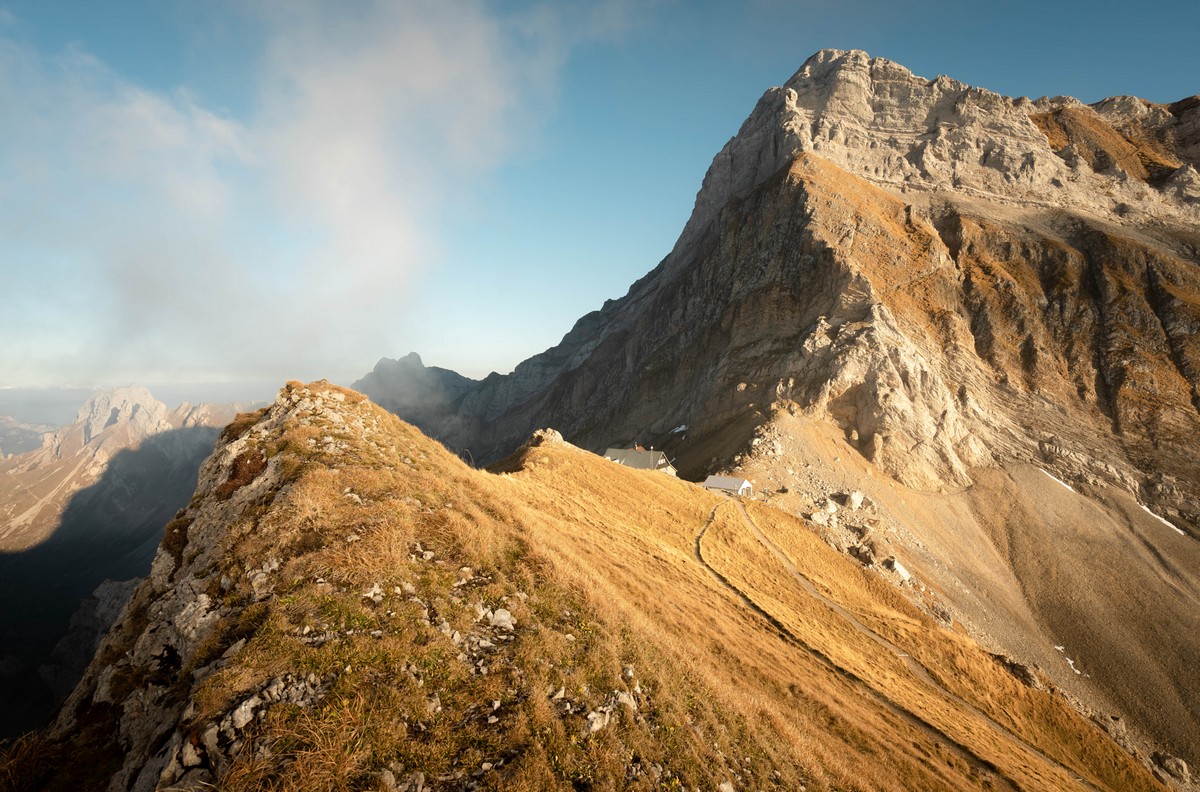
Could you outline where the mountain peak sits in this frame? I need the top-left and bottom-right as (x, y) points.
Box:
(74, 385), (170, 445)
(676, 48), (1199, 257)
(397, 351), (424, 367)
(791, 48), (904, 80)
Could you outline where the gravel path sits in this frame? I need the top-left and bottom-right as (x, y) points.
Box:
(694, 497), (1101, 791)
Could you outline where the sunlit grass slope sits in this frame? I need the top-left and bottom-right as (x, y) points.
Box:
(3, 382), (1161, 791)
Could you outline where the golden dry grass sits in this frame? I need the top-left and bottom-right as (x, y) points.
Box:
(4, 382), (1163, 791)
(1030, 108), (1181, 181)
(734, 500), (1160, 792)
(486, 430), (1159, 791)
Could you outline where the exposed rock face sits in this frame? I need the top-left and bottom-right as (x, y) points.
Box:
(352, 352), (476, 442)
(41, 387), (314, 790)
(360, 49), (1200, 774)
(686, 50), (1198, 235)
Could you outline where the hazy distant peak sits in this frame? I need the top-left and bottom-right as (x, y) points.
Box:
(75, 385), (170, 444)
(75, 385), (160, 421)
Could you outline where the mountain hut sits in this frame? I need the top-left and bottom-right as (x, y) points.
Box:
(703, 475), (753, 496)
(603, 447), (678, 476)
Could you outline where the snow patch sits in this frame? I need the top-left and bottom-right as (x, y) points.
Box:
(1054, 645), (1083, 675)
(670, 424), (688, 434)
(1139, 504), (1186, 536)
(1038, 467), (1075, 493)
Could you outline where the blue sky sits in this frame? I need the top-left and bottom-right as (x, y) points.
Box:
(2, 0), (1198, 389)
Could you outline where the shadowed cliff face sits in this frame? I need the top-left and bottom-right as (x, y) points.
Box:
(0, 387), (254, 739)
(0, 425), (218, 738)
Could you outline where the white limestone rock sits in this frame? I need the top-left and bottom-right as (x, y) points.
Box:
(677, 48), (1198, 259)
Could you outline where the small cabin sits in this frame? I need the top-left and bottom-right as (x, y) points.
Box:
(604, 447), (677, 476)
(703, 475), (753, 496)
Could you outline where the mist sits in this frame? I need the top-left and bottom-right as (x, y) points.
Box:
(0, 1), (637, 388)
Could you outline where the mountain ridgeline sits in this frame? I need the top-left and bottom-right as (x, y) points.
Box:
(10, 381), (1172, 791)
(353, 49), (1200, 782)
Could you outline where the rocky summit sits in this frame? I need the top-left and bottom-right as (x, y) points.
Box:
(358, 49), (1199, 784)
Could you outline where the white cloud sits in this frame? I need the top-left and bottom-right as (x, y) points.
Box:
(0, 35), (252, 384)
(0, 0), (638, 387)
(253, 1), (528, 300)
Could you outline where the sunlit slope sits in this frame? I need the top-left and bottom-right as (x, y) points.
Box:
(8, 382), (1160, 791)
(731, 408), (1200, 772)
(504, 433), (1160, 791)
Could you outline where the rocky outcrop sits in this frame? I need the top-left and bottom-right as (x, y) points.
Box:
(682, 50), (1198, 251)
(42, 386), (314, 790)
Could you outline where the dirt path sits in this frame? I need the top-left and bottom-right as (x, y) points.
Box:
(694, 499), (1101, 791)
(6, 453), (89, 533)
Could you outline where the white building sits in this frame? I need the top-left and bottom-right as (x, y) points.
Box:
(703, 475), (752, 496)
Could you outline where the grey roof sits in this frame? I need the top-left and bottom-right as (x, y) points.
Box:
(604, 448), (677, 474)
(703, 475), (752, 493)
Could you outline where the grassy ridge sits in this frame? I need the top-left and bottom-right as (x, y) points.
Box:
(2, 382), (1162, 790)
